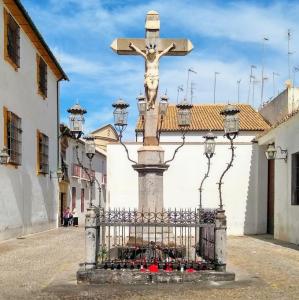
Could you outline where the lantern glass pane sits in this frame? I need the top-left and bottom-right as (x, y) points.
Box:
(69, 115), (84, 133)
(265, 145), (277, 160)
(137, 101), (147, 116)
(178, 109), (191, 126)
(205, 139), (215, 155)
(85, 140), (95, 155)
(0, 148), (9, 164)
(159, 101), (168, 116)
(114, 108), (128, 126)
(224, 115), (239, 134)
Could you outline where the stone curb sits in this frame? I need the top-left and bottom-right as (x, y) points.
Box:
(77, 269), (235, 285)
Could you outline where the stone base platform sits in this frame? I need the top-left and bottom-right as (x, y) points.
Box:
(77, 268), (235, 285)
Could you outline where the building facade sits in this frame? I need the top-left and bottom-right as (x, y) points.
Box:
(59, 130), (107, 225)
(258, 85), (299, 244)
(107, 104), (270, 236)
(0, 0), (67, 240)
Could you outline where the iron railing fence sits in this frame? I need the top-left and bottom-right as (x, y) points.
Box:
(96, 208), (217, 271)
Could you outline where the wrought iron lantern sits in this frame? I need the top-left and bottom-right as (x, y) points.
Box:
(265, 143), (288, 162)
(85, 135), (96, 160)
(56, 168), (63, 180)
(137, 94), (146, 117)
(67, 103), (87, 140)
(50, 168), (63, 181)
(112, 98), (129, 132)
(159, 93), (169, 117)
(203, 132), (216, 158)
(0, 147), (9, 165)
(265, 143), (276, 160)
(176, 99), (193, 127)
(220, 104), (240, 139)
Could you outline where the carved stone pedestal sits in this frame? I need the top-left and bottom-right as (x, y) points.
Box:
(133, 146), (169, 212)
(85, 207), (98, 270)
(214, 209), (227, 271)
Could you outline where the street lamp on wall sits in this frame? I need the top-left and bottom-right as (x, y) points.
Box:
(159, 93), (169, 117)
(67, 103), (87, 140)
(220, 104), (240, 140)
(199, 132), (217, 208)
(218, 104), (240, 210)
(85, 135), (96, 161)
(204, 131), (216, 159)
(137, 93), (147, 118)
(176, 98), (193, 128)
(265, 143), (288, 162)
(112, 98), (137, 164)
(50, 168), (63, 181)
(0, 147), (9, 165)
(164, 99), (193, 164)
(113, 98), (129, 133)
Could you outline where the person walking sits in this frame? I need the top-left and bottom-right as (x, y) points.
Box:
(63, 207), (71, 227)
(72, 208), (78, 227)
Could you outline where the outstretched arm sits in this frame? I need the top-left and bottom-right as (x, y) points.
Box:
(157, 42), (175, 59)
(129, 42), (146, 58)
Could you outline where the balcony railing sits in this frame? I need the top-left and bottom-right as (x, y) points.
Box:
(72, 164), (81, 178)
(72, 163), (95, 181)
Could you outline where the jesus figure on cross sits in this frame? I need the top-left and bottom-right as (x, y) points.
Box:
(129, 42), (175, 110)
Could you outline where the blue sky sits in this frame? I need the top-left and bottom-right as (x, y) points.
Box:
(22, 0), (299, 139)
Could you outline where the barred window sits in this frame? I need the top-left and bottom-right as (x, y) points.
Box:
(37, 131), (49, 174)
(4, 109), (22, 165)
(4, 10), (20, 68)
(37, 55), (47, 98)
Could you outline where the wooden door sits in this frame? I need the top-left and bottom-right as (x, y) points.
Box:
(60, 193), (67, 226)
(72, 187), (76, 210)
(267, 159), (275, 234)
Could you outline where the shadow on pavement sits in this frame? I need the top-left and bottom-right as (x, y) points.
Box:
(246, 234), (299, 251)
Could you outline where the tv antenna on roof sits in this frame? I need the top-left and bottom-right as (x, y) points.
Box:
(176, 85), (184, 103)
(247, 65), (256, 103)
(260, 37), (269, 106)
(237, 79), (241, 103)
(288, 29), (293, 81)
(185, 68), (197, 100)
(190, 81), (196, 103)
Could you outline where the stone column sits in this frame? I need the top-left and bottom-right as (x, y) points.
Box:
(214, 209), (227, 271)
(133, 146), (169, 211)
(85, 207), (98, 269)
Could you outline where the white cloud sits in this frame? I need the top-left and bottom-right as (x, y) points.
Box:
(22, 0), (299, 137)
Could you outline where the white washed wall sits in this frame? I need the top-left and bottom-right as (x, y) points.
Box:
(258, 114), (299, 244)
(107, 132), (267, 236)
(0, 1), (60, 240)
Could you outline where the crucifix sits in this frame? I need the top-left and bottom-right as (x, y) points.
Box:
(111, 10), (193, 211)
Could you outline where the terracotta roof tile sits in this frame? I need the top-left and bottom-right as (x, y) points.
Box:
(136, 104), (270, 132)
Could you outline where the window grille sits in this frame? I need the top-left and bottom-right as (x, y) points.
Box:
(5, 11), (20, 68)
(37, 56), (47, 97)
(37, 131), (49, 174)
(6, 110), (22, 165)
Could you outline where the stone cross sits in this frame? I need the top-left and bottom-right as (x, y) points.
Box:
(111, 10), (193, 146)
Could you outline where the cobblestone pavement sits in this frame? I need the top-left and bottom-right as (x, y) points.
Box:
(0, 227), (299, 300)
